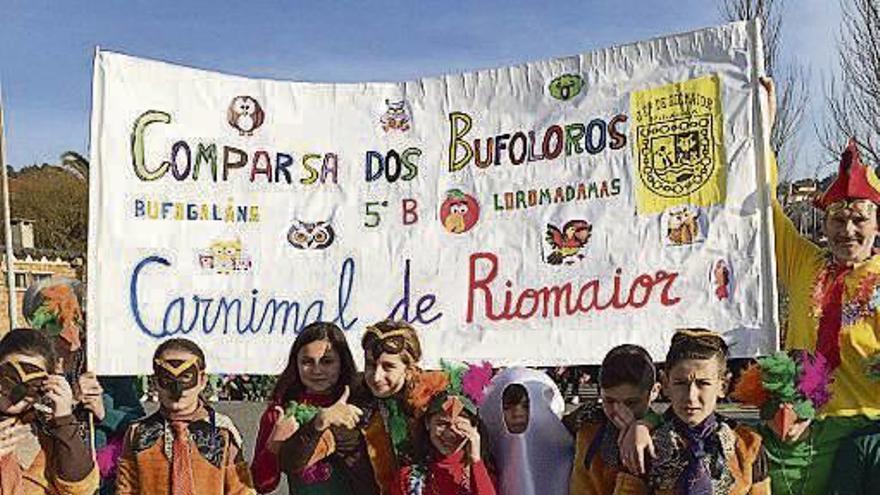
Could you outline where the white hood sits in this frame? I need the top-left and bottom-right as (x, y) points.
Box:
(479, 367), (574, 495)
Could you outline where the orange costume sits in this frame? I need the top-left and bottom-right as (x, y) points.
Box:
(116, 408), (255, 495)
(0, 415), (99, 495)
(614, 413), (769, 495)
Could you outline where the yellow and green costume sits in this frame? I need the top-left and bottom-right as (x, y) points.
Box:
(771, 140), (880, 493)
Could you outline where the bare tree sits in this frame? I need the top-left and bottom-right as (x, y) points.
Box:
(721, 0), (810, 180)
(821, 0), (880, 169)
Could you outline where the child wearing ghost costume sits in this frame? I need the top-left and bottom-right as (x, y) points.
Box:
(479, 367), (573, 495)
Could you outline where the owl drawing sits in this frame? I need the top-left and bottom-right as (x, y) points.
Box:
(666, 206), (701, 245)
(380, 99), (411, 132)
(227, 96), (265, 136)
(288, 221), (336, 250)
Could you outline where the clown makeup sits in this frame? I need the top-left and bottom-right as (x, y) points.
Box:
(502, 384), (530, 434)
(153, 351), (205, 414)
(825, 199), (879, 264)
(0, 354), (49, 415)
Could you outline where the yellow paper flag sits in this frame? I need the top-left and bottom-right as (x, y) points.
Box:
(631, 74), (726, 214)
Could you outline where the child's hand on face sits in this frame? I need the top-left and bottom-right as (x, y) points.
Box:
(451, 416), (481, 462)
(0, 417), (31, 458)
(607, 402), (636, 432)
(41, 375), (74, 419)
(267, 406), (300, 454)
(608, 402), (656, 474)
(315, 386), (363, 431)
(76, 372), (105, 421)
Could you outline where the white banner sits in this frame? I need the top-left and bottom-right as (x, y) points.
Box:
(88, 20), (778, 374)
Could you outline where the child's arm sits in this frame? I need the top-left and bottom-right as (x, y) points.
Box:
(277, 416), (337, 472)
(250, 405), (284, 493)
(223, 433), (257, 495)
(43, 375), (100, 494)
(618, 409), (661, 475)
(114, 426), (140, 495)
(278, 387), (362, 472)
(470, 460), (497, 495)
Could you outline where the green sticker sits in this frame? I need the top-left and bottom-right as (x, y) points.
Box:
(549, 74), (584, 101)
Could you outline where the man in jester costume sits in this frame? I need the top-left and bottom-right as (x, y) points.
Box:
(767, 73), (880, 492)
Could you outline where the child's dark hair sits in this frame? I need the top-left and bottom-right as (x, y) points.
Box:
(154, 338), (206, 370)
(664, 328), (729, 374)
(599, 344), (656, 391)
(0, 328), (58, 369)
(502, 383), (529, 407)
(272, 321), (357, 403)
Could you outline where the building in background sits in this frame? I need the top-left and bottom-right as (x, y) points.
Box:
(0, 218), (83, 333)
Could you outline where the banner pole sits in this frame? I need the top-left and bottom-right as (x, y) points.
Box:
(0, 84), (17, 330)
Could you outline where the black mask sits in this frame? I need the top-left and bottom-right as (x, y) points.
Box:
(0, 359), (48, 405)
(153, 356), (201, 400)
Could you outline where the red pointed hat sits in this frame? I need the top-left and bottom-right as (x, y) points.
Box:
(815, 138), (880, 210)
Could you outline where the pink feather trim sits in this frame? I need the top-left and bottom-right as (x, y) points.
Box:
(462, 361), (494, 406)
(798, 351), (834, 409)
(96, 434), (125, 479)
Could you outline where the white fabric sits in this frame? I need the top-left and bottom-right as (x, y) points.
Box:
(88, 19), (778, 374)
(480, 367), (574, 495)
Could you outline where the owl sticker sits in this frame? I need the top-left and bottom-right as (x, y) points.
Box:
(663, 206), (704, 246)
(227, 96), (265, 136)
(380, 99), (411, 133)
(288, 220), (336, 249)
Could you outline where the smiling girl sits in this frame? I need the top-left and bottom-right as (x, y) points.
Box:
(251, 321), (376, 495)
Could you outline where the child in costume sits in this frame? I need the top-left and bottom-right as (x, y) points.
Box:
(480, 367), (573, 495)
(731, 350), (833, 495)
(0, 328), (99, 494)
(23, 277), (146, 494)
(115, 338), (255, 494)
(390, 361), (496, 495)
(250, 321), (377, 494)
(568, 344), (660, 495)
(615, 329), (770, 495)
(360, 320), (448, 494)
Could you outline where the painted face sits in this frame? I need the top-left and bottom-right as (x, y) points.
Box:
(502, 394), (529, 434)
(664, 358), (727, 427)
(426, 412), (470, 456)
(154, 350), (206, 414)
(0, 353), (49, 415)
(297, 339), (341, 394)
(364, 352), (408, 399)
(601, 383), (655, 421)
(825, 200), (879, 264)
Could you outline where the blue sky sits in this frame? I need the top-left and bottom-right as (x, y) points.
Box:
(0, 0), (839, 178)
